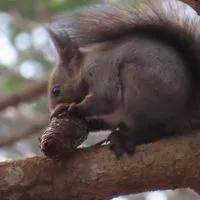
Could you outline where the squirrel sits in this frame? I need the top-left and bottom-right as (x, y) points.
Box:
(47, 0), (200, 157)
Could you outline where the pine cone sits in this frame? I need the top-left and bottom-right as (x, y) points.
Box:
(39, 111), (89, 159)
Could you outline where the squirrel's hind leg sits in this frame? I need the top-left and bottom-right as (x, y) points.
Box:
(107, 125), (136, 158)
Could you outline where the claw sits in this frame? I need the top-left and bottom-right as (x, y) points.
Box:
(50, 104), (69, 119)
(107, 129), (136, 158)
(68, 103), (84, 118)
(68, 103), (77, 116)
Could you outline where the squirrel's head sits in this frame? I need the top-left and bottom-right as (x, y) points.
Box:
(47, 25), (109, 113)
(47, 28), (87, 112)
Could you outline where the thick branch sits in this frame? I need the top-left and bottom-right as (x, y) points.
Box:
(0, 133), (200, 200)
(0, 80), (48, 112)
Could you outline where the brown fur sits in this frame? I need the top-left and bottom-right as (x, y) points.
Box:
(47, 0), (200, 154)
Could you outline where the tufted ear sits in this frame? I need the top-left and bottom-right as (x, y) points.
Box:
(47, 27), (79, 61)
(48, 27), (65, 53)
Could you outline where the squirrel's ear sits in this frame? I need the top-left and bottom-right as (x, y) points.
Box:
(47, 27), (79, 60)
(47, 27), (65, 53)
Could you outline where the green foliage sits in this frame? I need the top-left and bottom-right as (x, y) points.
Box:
(46, 0), (100, 15)
(0, 0), (100, 20)
(1, 76), (27, 93)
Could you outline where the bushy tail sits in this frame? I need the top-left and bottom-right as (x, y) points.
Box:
(50, 0), (200, 83)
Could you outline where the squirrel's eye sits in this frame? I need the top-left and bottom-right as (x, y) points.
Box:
(52, 85), (60, 97)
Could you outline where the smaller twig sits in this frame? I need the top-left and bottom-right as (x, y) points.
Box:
(0, 68), (35, 82)
(0, 118), (48, 148)
(0, 79), (48, 112)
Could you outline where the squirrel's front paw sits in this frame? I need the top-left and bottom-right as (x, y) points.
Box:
(107, 130), (136, 158)
(68, 103), (84, 118)
(50, 104), (69, 119)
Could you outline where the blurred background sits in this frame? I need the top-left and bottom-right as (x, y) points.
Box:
(0, 0), (199, 199)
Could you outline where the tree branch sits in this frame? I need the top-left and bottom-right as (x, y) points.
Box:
(0, 133), (200, 200)
(0, 117), (48, 148)
(0, 68), (33, 82)
(0, 80), (48, 112)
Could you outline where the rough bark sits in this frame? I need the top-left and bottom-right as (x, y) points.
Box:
(1, 132), (200, 200)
